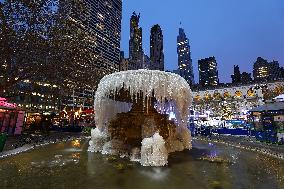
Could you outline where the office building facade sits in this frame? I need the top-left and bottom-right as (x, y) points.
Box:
(129, 12), (143, 69)
(150, 24), (164, 71)
(231, 65), (253, 84)
(253, 57), (282, 82)
(61, 0), (122, 74)
(241, 72), (253, 84)
(231, 65), (241, 84)
(253, 57), (270, 81)
(198, 56), (219, 87)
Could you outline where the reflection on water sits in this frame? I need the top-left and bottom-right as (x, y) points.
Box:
(63, 139), (82, 152)
(30, 153), (80, 168)
(0, 139), (283, 189)
(71, 139), (81, 148)
(63, 148), (82, 152)
(72, 152), (80, 159)
(139, 167), (169, 180)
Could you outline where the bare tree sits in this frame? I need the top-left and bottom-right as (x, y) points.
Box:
(0, 0), (102, 97)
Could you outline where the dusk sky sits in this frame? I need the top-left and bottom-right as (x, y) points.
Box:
(120, 0), (284, 83)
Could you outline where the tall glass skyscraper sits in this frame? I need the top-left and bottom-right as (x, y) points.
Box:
(177, 28), (194, 85)
(150, 24), (164, 71)
(61, 0), (122, 74)
(90, 0), (122, 73)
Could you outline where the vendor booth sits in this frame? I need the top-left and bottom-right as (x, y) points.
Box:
(249, 102), (284, 144)
(0, 97), (25, 136)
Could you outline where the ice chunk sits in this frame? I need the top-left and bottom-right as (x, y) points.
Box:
(101, 139), (128, 157)
(88, 128), (108, 153)
(140, 133), (168, 166)
(130, 147), (141, 162)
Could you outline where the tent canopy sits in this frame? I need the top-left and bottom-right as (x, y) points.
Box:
(0, 97), (17, 110)
(274, 94), (284, 101)
(0, 97), (7, 101)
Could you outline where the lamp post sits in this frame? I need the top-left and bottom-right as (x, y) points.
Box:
(72, 89), (75, 112)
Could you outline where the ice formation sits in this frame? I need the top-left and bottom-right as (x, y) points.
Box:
(94, 70), (192, 130)
(88, 128), (107, 153)
(89, 69), (193, 166)
(140, 133), (168, 166)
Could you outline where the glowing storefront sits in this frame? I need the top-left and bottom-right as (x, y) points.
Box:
(0, 97), (24, 135)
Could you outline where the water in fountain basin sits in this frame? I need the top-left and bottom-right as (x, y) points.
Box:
(1, 139), (283, 189)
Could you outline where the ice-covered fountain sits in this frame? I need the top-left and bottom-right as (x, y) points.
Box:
(88, 69), (192, 166)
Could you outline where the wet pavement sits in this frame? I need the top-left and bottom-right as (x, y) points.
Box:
(2, 131), (82, 152)
(196, 135), (284, 160)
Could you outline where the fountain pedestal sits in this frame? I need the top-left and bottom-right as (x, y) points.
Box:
(108, 99), (177, 149)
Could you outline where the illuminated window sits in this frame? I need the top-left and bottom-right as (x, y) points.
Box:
(247, 89), (254, 97)
(235, 91), (242, 98)
(223, 91), (231, 99)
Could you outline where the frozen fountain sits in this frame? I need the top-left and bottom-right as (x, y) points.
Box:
(88, 69), (193, 166)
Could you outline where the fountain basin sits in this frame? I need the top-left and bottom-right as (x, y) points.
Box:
(0, 139), (283, 189)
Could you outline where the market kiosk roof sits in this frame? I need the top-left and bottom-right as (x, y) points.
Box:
(250, 102), (284, 112)
(0, 97), (17, 110)
(274, 94), (284, 101)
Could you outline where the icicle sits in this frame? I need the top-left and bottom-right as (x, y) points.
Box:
(94, 69), (192, 129)
(91, 69), (193, 166)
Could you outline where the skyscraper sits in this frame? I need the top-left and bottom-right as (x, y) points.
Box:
(269, 60), (282, 80)
(150, 24), (164, 71)
(231, 65), (253, 84)
(60, 0), (122, 74)
(143, 53), (151, 70)
(253, 57), (281, 81)
(129, 12), (143, 69)
(240, 72), (252, 84)
(55, 0), (123, 111)
(177, 28), (194, 85)
(198, 57), (219, 87)
(231, 65), (241, 83)
(281, 67), (284, 79)
(92, 0), (122, 73)
(253, 57), (269, 81)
